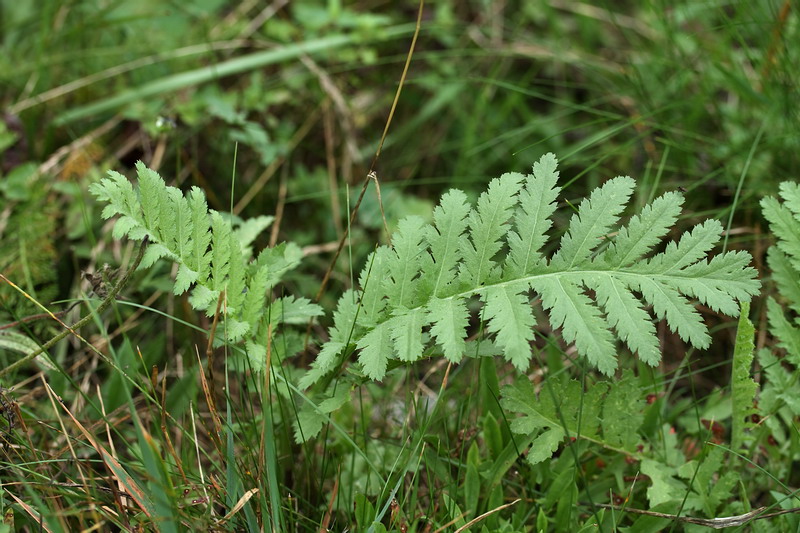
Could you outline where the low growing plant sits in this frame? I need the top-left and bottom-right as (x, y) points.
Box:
(758, 181), (800, 474)
(75, 154), (769, 530)
(89, 162), (322, 356)
(304, 153), (760, 388)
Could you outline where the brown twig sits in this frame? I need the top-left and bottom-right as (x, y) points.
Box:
(312, 0), (425, 306)
(268, 166), (288, 248)
(587, 502), (800, 529)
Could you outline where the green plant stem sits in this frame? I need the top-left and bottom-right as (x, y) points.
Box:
(0, 238), (148, 378)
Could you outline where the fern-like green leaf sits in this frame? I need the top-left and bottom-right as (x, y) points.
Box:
(90, 162), (317, 349)
(137, 162), (165, 242)
(484, 283), (536, 370)
(225, 242), (246, 313)
(427, 296), (469, 362)
(385, 216), (427, 308)
(767, 297), (800, 362)
(419, 190), (470, 298)
(356, 322), (392, 381)
(357, 247), (391, 326)
(388, 308), (430, 362)
(550, 176), (634, 269)
(307, 153), (760, 384)
(169, 188), (193, 266)
(504, 152), (560, 278)
(459, 173), (522, 287)
(763, 196), (800, 270)
(299, 289), (361, 389)
(762, 183), (800, 367)
(534, 275), (617, 374)
(188, 187), (211, 282)
(768, 248), (800, 317)
(589, 274), (660, 366)
(210, 211), (232, 293)
(603, 191), (683, 267)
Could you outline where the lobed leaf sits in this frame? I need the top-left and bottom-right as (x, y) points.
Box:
(731, 302), (757, 450)
(534, 275), (616, 375)
(483, 282), (536, 371)
(136, 161), (165, 242)
(505, 153), (560, 278)
(550, 176), (634, 269)
(188, 187), (211, 280)
(459, 173), (522, 287)
(308, 153), (759, 384)
(420, 189), (470, 298)
(91, 163), (308, 354)
(299, 289), (360, 389)
(210, 211), (232, 292)
(604, 191), (683, 267)
(427, 296), (469, 363)
(385, 216), (426, 309)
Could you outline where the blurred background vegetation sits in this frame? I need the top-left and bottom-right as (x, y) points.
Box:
(3, 1), (796, 312)
(0, 0), (798, 530)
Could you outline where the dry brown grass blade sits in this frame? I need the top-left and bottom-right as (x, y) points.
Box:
(307, 0), (425, 352)
(217, 488), (259, 525)
(44, 381), (156, 519)
(760, 0), (792, 87)
(589, 502), (800, 529)
(6, 492), (58, 533)
(196, 346), (224, 451)
(94, 384), (124, 509)
(452, 499), (520, 533)
(318, 468), (340, 533)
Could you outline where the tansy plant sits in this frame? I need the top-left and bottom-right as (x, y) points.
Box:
(303, 153), (760, 387)
(89, 162), (322, 358)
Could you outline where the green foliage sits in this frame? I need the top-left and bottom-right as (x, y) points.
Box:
(677, 448), (740, 517)
(292, 385), (352, 444)
(306, 153), (760, 384)
(762, 181), (800, 363)
(89, 162), (320, 346)
(4, 2), (798, 529)
(0, 185), (60, 326)
(731, 301), (757, 450)
(500, 370), (644, 465)
(759, 181), (800, 444)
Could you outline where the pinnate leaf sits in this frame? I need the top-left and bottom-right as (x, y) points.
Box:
(306, 153), (759, 384)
